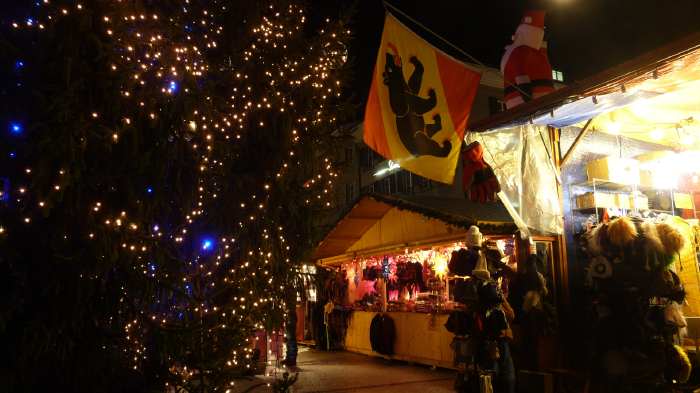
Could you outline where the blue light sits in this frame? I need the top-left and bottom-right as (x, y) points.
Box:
(9, 122), (22, 135)
(26, 18), (34, 26)
(201, 238), (214, 251)
(146, 186), (153, 194)
(9, 152), (16, 158)
(153, 224), (159, 232)
(167, 80), (178, 94)
(15, 60), (24, 70)
(148, 263), (156, 272)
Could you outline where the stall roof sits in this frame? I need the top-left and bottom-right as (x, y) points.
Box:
(312, 193), (515, 261)
(469, 31), (700, 132)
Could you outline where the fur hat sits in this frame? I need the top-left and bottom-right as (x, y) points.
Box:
(586, 224), (607, 256)
(641, 221), (685, 256)
(656, 222), (685, 256)
(607, 216), (637, 248)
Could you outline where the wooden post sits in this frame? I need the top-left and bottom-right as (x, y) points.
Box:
(560, 119), (593, 167)
(548, 126), (570, 308)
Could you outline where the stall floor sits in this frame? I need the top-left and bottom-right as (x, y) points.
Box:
(281, 347), (456, 393)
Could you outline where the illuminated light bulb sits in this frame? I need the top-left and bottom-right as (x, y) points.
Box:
(189, 121), (197, 131)
(201, 238), (214, 251)
(607, 122), (622, 135)
(9, 122), (23, 135)
(649, 129), (664, 141)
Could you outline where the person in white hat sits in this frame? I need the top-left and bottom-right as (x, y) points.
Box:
(466, 226), (491, 280)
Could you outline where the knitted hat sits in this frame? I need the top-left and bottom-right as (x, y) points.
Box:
(465, 225), (483, 248)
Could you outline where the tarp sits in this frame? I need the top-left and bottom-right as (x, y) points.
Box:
(467, 124), (563, 236)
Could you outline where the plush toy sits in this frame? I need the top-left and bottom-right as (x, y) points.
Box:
(462, 142), (500, 203)
(500, 11), (555, 109)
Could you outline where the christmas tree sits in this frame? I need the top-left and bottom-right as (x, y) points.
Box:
(0, 1), (352, 391)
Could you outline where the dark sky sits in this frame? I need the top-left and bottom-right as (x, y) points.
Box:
(332, 0), (700, 105)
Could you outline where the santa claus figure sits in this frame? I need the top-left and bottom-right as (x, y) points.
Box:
(501, 11), (555, 109)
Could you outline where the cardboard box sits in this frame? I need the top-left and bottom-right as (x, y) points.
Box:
(576, 192), (615, 209)
(636, 151), (675, 188)
(629, 193), (649, 209)
(614, 193), (631, 209)
(674, 193), (694, 209)
(586, 157), (640, 185)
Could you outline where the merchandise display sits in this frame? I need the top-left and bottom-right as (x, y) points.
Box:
(579, 214), (695, 390)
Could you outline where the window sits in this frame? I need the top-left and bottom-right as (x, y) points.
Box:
(345, 183), (355, 205)
(552, 69), (564, 82)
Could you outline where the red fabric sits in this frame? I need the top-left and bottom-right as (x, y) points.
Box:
(462, 142), (500, 203)
(521, 10), (545, 28)
(435, 51), (481, 139)
(502, 46), (555, 107)
(363, 70), (392, 158)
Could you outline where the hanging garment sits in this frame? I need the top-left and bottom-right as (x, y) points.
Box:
(450, 248), (479, 276)
(445, 310), (480, 336)
(454, 278), (479, 304)
(369, 313), (396, 355)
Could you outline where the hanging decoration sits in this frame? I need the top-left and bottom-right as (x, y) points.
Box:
(363, 13), (481, 184)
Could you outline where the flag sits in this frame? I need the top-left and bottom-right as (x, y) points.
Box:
(364, 13), (481, 184)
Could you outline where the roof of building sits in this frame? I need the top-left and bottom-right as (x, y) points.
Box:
(469, 31), (700, 132)
(312, 192), (515, 261)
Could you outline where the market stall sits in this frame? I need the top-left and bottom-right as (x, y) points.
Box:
(469, 32), (700, 390)
(311, 193), (563, 370)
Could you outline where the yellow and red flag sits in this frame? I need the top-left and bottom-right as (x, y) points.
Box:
(364, 14), (481, 184)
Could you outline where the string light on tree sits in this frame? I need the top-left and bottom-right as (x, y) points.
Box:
(2, 1), (352, 391)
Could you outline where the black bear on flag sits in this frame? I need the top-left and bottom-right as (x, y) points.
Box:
(364, 14), (481, 184)
(382, 45), (450, 158)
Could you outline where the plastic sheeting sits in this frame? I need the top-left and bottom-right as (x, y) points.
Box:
(530, 90), (660, 128)
(466, 124), (563, 236)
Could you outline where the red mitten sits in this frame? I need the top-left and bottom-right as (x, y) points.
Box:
(463, 142), (500, 202)
(462, 142), (486, 191)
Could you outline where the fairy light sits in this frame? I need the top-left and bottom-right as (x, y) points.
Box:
(4, 0), (350, 388)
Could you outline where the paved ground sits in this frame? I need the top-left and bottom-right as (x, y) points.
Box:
(235, 347), (456, 393)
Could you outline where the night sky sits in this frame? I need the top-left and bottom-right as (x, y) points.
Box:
(327, 0), (700, 110)
(3, 0), (699, 111)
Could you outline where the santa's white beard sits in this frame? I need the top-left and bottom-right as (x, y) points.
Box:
(511, 24), (544, 50)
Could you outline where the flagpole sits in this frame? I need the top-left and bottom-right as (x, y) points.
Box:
(382, 1), (533, 101)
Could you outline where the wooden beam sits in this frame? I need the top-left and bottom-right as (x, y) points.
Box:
(560, 119), (593, 167)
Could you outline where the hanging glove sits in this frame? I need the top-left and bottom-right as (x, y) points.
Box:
(461, 142), (500, 203)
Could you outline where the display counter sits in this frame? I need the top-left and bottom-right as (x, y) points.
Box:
(343, 310), (454, 369)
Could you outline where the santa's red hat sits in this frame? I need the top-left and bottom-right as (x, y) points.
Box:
(520, 10), (545, 29)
